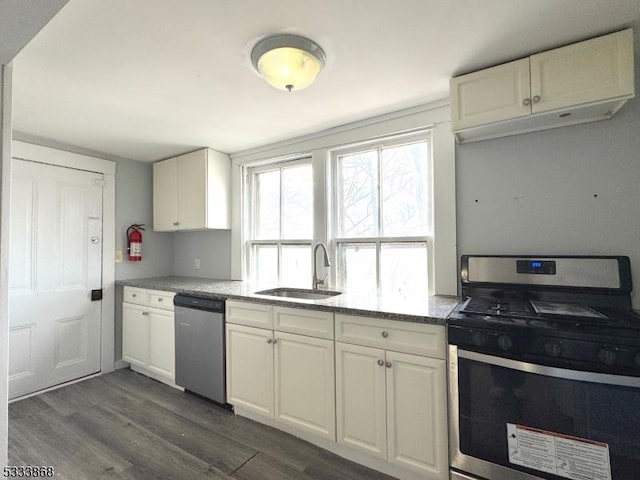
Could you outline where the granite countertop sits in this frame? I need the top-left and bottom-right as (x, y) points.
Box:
(116, 276), (459, 325)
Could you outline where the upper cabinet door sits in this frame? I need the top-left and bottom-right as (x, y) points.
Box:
(530, 29), (634, 114)
(153, 157), (178, 231)
(177, 149), (208, 230)
(450, 58), (531, 131)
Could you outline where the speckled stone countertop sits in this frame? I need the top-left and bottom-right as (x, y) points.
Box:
(116, 276), (459, 325)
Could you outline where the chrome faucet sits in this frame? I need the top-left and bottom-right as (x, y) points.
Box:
(312, 242), (331, 290)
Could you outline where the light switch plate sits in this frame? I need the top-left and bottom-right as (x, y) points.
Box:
(115, 250), (123, 263)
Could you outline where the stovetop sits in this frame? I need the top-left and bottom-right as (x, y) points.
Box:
(449, 296), (640, 333)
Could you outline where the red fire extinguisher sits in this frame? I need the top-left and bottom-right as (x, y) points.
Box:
(126, 224), (145, 262)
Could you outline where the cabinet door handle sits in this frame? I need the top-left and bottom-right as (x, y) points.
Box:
(381, 331), (389, 338)
(266, 338), (273, 344)
(158, 298), (163, 302)
(377, 359), (384, 366)
(132, 294), (137, 297)
(173, 221), (179, 226)
(522, 98), (531, 106)
(142, 312), (149, 316)
(272, 339), (278, 344)
(532, 95), (541, 103)
(385, 361), (392, 368)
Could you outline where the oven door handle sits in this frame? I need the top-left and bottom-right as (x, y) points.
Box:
(457, 348), (640, 388)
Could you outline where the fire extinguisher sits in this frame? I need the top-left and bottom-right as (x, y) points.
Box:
(126, 224), (145, 262)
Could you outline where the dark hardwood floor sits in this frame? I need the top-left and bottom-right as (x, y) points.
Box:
(9, 369), (395, 480)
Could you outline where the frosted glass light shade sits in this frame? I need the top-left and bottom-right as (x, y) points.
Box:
(251, 35), (325, 92)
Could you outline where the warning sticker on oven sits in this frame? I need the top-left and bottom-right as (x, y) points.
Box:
(507, 424), (611, 480)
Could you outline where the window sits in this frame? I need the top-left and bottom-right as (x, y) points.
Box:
(333, 135), (432, 296)
(247, 159), (313, 286)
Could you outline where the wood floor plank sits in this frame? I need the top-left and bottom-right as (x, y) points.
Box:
(304, 450), (396, 480)
(231, 452), (315, 480)
(9, 369), (399, 480)
(67, 403), (232, 480)
(114, 399), (257, 474)
(103, 370), (321, 472)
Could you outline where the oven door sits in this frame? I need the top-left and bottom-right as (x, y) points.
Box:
(449, 345), (640, 480)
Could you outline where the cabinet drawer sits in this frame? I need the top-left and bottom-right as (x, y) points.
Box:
(148, 290), (175, 311)
(123, 287), (147, 306)
(226, 300), (273, 328)
(335, 314), (445, 359)
(273, 306), (334, 339)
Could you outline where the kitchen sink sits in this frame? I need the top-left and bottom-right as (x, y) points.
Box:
(254, 287), (342, 300)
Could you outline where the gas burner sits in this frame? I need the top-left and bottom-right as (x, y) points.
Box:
(460, 298), (535, 319)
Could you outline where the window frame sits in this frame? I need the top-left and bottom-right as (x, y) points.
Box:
(329, 131), (434, 294)
(245, 156), (313, 285)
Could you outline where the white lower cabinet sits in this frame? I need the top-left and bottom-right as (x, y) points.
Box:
(336, 342), (387, 459)
(225, 302), (336, 441)
(122, 303), (149, 366)
(226, 301), (448, 480)
(226, 323), (274, 416)
(122, 287), (176, 386)
(274, 331), (335, 440)
(336, 342), (448, 479)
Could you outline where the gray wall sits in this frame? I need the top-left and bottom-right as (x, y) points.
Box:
(115, 158), (174, 280)
(172, 230), (232, 279)
(456, 95), (640, 308)
(114, 158), (174, 364)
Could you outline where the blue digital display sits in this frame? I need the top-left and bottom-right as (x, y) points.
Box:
(516, 260), (556, 274)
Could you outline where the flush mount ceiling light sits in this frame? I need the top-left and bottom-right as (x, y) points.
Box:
(251, 34), (326, 92)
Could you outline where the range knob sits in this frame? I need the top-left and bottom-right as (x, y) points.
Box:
(544, 341), (562, 357)
(471, 332), (487, 347)
(497, 335), (513, 351)
(598, 348), (617, 366)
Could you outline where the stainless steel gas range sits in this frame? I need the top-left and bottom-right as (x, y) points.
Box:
(447, 255), (640, 480)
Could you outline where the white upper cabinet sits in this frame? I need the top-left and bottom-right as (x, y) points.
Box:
(153, 148), (231, 231)
(451, 29), (635, 143)
(529, 29), (635, 114)
(450, 58), (531, 130)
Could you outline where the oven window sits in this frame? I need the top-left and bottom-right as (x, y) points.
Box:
(457, 357), (640, 479)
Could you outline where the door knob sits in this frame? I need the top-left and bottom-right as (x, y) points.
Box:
(385, 361), (392, 368)
(523, 98), (532, 106)
(377, 359), (384, 366)
(381, 331), (389, 338)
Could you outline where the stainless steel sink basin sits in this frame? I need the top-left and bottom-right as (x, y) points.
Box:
(254, 287), (342, 300)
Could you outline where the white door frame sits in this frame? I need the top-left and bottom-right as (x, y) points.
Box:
(11, 140), (116, 374)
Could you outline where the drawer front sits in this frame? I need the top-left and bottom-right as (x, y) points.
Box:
(273, 306), (334, 339)
(148, 290), (175, 311)
(226, 300), (273, 329)
(123, 286), (148, 306)
(335, 314), (445, 359)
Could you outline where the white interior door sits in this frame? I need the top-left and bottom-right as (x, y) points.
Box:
(9, 159), (103, 399)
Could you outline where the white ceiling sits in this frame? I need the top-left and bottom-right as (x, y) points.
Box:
(10, 0), (640, 162)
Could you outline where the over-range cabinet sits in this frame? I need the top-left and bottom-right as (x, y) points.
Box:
(447, 255), (640, 480)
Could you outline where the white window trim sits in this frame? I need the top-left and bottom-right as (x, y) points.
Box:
(231, 100), (457, 296)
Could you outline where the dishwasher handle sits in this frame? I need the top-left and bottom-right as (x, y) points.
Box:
(174, 294), (224, 312)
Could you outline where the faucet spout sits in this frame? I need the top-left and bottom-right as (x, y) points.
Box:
(312, 242), (331, 289)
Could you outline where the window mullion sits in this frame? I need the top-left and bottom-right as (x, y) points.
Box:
(376, 146), (383, 292)
(377, 145), (383, 238)
(375, 239), (381, 291)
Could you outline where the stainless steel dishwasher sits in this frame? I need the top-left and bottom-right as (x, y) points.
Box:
(174, 295), (226, 404)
